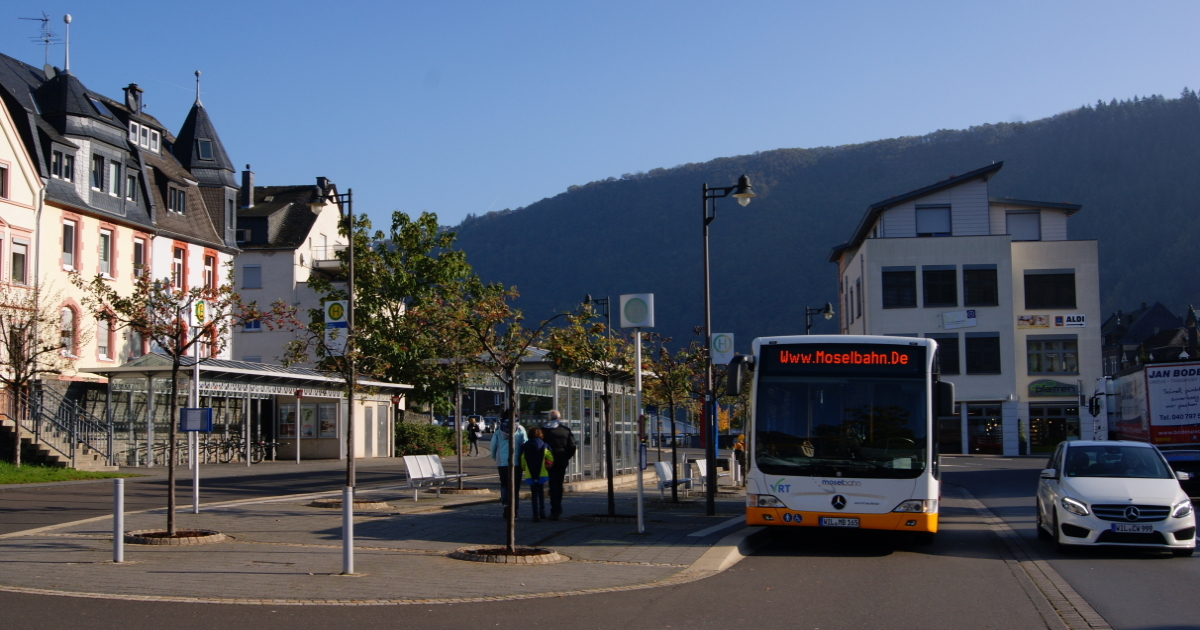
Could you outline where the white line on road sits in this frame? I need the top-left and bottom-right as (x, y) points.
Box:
(687, 515), (746, 537)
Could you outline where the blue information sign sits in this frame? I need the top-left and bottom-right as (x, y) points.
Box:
(179, 408), (214, 432)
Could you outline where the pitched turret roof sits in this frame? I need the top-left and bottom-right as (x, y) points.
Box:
(174, 101), (236, 187)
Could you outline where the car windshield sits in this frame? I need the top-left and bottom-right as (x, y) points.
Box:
(1064, 445), (1173, 479)
(755, 375), (927, 479)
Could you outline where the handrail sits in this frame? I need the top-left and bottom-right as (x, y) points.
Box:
(5, 387), (74, 462)
(35, 384), (112, 462)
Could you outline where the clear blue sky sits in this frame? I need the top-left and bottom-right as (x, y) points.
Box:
(3, 1), (1197, 228)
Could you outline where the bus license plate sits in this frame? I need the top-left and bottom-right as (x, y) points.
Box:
(819, 517), (860, 528)
(1111, 523), (1153, 534)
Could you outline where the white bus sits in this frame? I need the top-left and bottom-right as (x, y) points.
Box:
(728, 335), (955, 543)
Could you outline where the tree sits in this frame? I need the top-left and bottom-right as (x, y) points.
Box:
(545, 304), (634, 516)
(641, 333), (704, 501)
(74, 267), (292, 536)
(0, 283), (90, 465)
(449, 278), (562, 552)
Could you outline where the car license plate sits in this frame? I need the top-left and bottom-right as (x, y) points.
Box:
(1111, 523), (1153, 534)
(819, 517), (860, 528)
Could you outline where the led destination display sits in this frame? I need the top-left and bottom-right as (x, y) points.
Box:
(761, 343), (926, 376)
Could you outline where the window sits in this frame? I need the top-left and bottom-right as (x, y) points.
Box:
(52, 151), (63, 178)
(11, 240), (28, 284)
(129, 329), (144, 359)
(243, 319), (262, 331)
(0, 164), (8, 198)
(126, 174), (138, 201)
(140, 126), (149, 148)
(963, 265), (999, 307)
(1007, 211), (1041, 241)
(60, 307), (76, 355)
(1028, 335), (1079, 375)
(91, 155), (104, 190)
(168, 187), (186, 213)
(150, 130), (160, 152)
(108, 161), (121, 197)
(855, 278), (862, 318)
(923, 266), (958, 307)
(133, 239), (146, 277)
(928, 333), (960, 375)
(243, 265), (262, 289)
(203, 255), (216, 291)
(916, 206), (951, 237)
(62, 220), (76, 269)
(847, 286), (854, 323)
(172, 248), (185, 289)
(1024, 270), (1076, 309)
(129, 121), (139, 143)
(99, 229), (113, 276)
(881, 267), (916, 308)
(197, 139), (213, 160)
(52, 151), (74, 181)
(87, 96), (113, 119)
(965, 332), (1002, 374)
(226, 199), (235, 230)
(97, 316), (111, 359)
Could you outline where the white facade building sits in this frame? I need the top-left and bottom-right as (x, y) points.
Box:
(830, 162), (1101, 456)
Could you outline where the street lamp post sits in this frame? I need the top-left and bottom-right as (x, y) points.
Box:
(805, 303), (835, 335)
(701, 175), (754, 516)
(311, 186), (354, 575)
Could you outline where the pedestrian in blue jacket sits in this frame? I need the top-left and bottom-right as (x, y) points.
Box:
(491, 417), (526, 519)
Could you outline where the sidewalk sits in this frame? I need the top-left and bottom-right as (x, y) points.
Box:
(0, 483), (755, 605)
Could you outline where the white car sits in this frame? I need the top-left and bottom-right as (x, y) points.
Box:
(1036, 440), (1196, 556)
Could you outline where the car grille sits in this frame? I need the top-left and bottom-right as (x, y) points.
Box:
(1091, 504), (1170, 523)
(1095, 530), (1167, 545)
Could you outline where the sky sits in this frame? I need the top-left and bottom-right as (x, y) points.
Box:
(2, 1), (1197, 229)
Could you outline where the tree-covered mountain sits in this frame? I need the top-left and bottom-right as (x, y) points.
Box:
(452, 91), (1200, 350)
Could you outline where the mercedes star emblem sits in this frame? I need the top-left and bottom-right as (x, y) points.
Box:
(832, 495), (847, 510)
(1124, 506), (1140, 522)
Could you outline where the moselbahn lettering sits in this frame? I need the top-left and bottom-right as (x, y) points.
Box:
(779, 349), (911, 365)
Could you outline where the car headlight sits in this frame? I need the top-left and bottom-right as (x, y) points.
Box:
(1173, 500), (1193, 518)
(892, 499), (938, 513)
(750, 494), (785, 508)
(1061, 496), (1090, 516)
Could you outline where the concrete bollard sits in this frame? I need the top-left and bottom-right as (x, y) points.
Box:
(343, 486), (354, 574)
(113, 478), (124, 563)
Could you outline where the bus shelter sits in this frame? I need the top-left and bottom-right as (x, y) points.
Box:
(83, 354), (411, 465)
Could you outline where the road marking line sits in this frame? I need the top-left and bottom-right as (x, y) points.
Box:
(953, 485), (1112, 630)
(687, 515), (746, 537)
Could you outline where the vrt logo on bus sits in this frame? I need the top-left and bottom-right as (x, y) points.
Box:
(770, 478), (791, 493)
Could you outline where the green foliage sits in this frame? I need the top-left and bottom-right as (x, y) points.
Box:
(453, 90), (1200, 349)
(0, 461), (136, 484)
(393, 422), (464, 457)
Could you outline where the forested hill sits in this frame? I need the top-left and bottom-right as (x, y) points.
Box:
(451, 91), (1200, 349)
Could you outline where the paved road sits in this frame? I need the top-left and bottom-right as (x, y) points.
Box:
(944, 455), (1200, 630)
(2, 451), (1190, 628)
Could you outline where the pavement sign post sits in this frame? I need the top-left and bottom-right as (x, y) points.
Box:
(620, 293), (654, 534)
(179, 407), (212, 514)
(113, 478), (124, 563)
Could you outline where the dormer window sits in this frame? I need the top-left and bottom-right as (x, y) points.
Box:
(129, 121), (139, 143)
(915, 205), (951, 237)
(197, 140), (213, 160)
(150, 130), (160, 152)
(140, 126), (149, 148)
(167, 187), (186, 214)
(88, 96), (113, 119)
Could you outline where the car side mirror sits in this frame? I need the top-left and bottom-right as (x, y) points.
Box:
(1040, 468), (1058, 479)
(1177, 471), (1192, 482)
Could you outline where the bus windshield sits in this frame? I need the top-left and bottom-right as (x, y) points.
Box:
(755, 374), (928, 480)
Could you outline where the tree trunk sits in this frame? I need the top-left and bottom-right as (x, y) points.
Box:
(505, 370), (517, 553)
(670, 400), (678, 502)
(603, 384), (615, 516)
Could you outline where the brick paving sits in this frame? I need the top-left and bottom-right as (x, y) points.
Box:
(0, 486), (749, 604)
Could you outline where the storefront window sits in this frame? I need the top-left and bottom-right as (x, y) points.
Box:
(319, 404), (338, 438)
(967, 404), (1003, 454)
(938, 414), (963, 455)
(279, 407), (296, 437)
(1029, 405), (1080, 453)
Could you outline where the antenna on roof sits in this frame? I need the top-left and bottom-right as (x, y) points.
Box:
(194, 70), (201, 105)
(62, 14), (71, 74)
(19, 12), (60, 66)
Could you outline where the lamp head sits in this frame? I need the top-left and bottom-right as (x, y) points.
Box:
(822, 302), (834, 320)
(732, 174), (755, 207)
(307, 187), (328, 213)
(583, 294), (593, 305)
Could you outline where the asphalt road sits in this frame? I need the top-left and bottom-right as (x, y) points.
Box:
(1, 455), (1192, 629)
(943, 455), (1200, 630)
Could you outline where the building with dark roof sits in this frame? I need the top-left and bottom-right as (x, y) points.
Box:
(1100, 302), (1184, 375)
(829, 163), (1101, 456)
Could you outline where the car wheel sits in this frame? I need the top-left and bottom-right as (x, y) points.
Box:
(1036, 500), (1052, 541)
(1173, 547), (1195, 558)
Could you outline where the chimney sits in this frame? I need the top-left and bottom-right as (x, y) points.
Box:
(240, 165), (254, 208)
(123, 83), (143, 113)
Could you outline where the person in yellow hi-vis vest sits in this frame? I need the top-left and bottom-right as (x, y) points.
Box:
(521, 427), (555, 522)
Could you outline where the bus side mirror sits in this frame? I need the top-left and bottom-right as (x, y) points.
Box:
(936, 381), (955, 418)
(726, 355), (754, 397)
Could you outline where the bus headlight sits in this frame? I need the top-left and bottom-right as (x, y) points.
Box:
(893, 500), (938, 513)
(750, 494), (786, 508)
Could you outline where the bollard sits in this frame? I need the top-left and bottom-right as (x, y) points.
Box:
(342, 486), (354, 574)
(113, 478), (124, 563)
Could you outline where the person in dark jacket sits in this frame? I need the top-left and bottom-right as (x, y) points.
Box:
(540, 409), (576, 521)
(521, 427), (554, 522)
